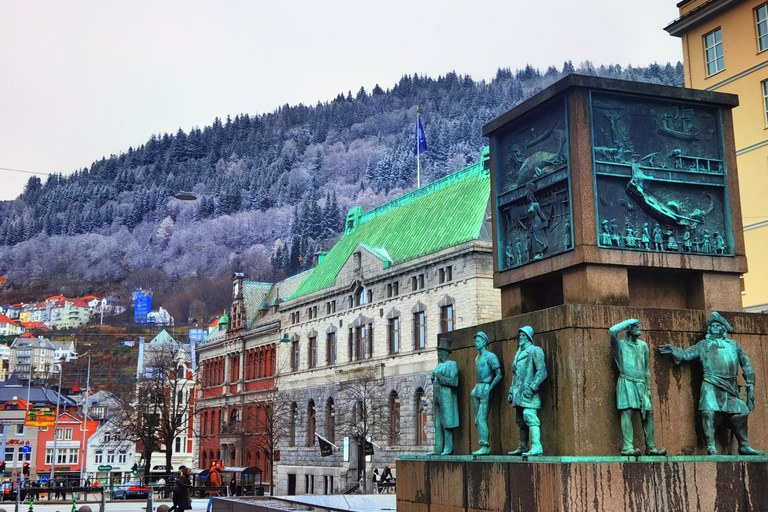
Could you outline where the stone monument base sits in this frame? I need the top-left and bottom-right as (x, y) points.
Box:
(396, 456), (768, 512)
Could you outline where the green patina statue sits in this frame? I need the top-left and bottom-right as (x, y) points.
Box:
(659, 312), (763, 456)
(609, 319), (666, 456)
(507, 326), (547, 456)
(431, 338), (459, 455)
(471, 331), (501, 455)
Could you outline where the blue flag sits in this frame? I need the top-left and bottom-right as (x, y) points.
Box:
(413, 117), (428, 156)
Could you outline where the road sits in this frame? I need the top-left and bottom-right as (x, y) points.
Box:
(0, 497), (211, 512)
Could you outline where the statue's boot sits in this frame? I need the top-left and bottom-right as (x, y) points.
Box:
(731, 414), (764, 456)
(508, 429), (528, 456)
(702, 412), (718, 455)
(642, 414), (666, 456)
(441, 431), (454, 456)
(472, 445), (490, 456)
(645, 447), (667, 456)
(522, 427), (543, 457)
(621, 448), (641, 456)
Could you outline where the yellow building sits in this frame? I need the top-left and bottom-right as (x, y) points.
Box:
(666, 0), (768, 312)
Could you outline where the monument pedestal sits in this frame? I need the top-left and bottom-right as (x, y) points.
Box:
(397, 456), (768, 512)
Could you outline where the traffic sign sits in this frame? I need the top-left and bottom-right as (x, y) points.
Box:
(21, 446), (30, 453)
(98, 465), (113, 472)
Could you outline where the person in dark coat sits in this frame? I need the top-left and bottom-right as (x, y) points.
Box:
(171, 467), (192, 512)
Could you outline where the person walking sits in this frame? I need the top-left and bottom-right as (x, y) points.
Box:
(170, 467), (192, 512)
(207, 464), (222, 512)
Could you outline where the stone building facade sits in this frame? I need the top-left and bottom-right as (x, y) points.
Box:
(274, 150), (501, 495)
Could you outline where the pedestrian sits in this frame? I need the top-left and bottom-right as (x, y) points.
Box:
(206, 463), (222, 512)
(171, 467), (192, 512)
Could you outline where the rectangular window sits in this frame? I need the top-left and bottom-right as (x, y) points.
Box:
(414, 312), (425, 349)
(418, 274), (425, 289)
(445, 266), (452, 282)
(292, 341), (300, 372)
(15, 424), (23, 435)
(704, 28), (724, 76)
(94, 450), (103, 464)
(327, 332), (337, 365)
(393, 281), (398, 296)
(758, 3), (768, 52)
(356, 326), (367, 360)
(439, 268), (445, 284)
(388, 318), (400, 354)
(441, 305), (454, 333)
(118, 452), (127, 464)
(411, 276), (417, 291)
(309, 336), (317, 368)
(45, 449), (53, 465)
(763, 80), (768, 126)
(107, 450), (115, 464)
(175, 437), (182, 453)
(4, 448), (12, 463)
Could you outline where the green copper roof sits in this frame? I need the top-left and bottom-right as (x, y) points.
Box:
(288, 154), (490, 300)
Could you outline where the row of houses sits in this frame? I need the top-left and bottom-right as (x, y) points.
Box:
(0, 334), (77, 381)
(0, 330), (195, 486)
(0, 295), (124, 334)
(195, 149), (503, 495)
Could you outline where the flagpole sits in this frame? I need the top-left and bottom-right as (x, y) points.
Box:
(416, 106), (421, 189)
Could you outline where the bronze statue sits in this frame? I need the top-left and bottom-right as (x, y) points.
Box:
(659, 312), (763, 455)
(609, 319), (666, 456)
(507, 326), (547, 456)
(431, 338), (459, 455)
(471, 331), (501, 455)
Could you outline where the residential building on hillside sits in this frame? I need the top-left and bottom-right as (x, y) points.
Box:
(196, 274), (296, 493)
(0, 314), (22, 337)
(273, 149), (501, 495)
(135, 330), (196, 475)
(9, 334), (56, 379)
(18, 304), (35, 324)
(49, 298), (91, 330)
(29, 303), (52, 326)
(666, 0), (768, 311)
(52, 341), (78, 372)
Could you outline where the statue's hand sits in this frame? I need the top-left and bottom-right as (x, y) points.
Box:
(658, 345), (673, 354)
(507, 393), (513, 403)
(523, 387), (534, 400)
(747, 386), (755, 411)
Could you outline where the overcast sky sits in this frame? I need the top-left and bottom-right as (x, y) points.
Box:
(0, 0), (683, 201)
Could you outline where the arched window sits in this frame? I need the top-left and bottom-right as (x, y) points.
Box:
(307, 400), (316, 446)
(230, 408), (239, 424)
(290, 403), (298, 447)
(389, 391), (400, 445)
(255, 451), (261, 473)
(210, 410), (216, 434)
(216, 449), (221, 461)
(245, 451), (252, 466)
(202, 451), (207, 469)
(326, 398), (335, 443)
(230, 447), (236, 466)
(203, 411), (208, 436)
(209, 450), (214, 466)
(416, 388), (428, 445)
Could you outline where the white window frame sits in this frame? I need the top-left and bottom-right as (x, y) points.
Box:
(704, 28), (724, 77)
(763, 80), (768, 127)
(757, 3), (768, 52)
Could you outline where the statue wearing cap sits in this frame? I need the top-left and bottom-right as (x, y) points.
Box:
(431, 338), (459, 455)
(507, 326), (547, 456)
(659, 311), (763, 455)
(609, 319), (666, 456)
(471, 331), (502, 455)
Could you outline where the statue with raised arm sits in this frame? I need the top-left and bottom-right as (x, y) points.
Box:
(609, 319), (666, 456)
(659, 312), (763, 456)
(431, 338), (459, 455)
(507, 326), (547, 456)
(471, 331), (501, 455)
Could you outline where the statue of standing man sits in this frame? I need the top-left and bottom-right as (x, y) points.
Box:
(507, 326), (547, 456)
(609, 319), (666, 456)
(659, 312), (763, 455)
(431, 338), (459, 455)
(471, 331), (501, 455)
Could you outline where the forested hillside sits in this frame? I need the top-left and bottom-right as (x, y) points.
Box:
(0, 62), (683, 323)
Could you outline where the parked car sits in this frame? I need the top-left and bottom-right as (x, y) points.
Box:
(111, 481), (149, 500)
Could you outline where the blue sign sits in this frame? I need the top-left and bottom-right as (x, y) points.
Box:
(21, 446), (30, 453)
(188, 329), (206, 343)
(133, 291), (152, 324)
(39, 475), (49, 483)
